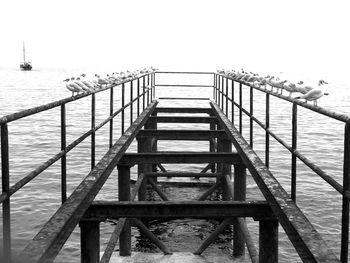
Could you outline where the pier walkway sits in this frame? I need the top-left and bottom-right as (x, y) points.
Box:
(1, 71), (349, 262)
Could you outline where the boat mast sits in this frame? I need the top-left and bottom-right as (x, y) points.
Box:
(23, 41), (26, 62)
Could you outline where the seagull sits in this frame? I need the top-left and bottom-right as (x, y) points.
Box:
(282, 81), (297, 97)
(295, 89), (329, 106)
(64, 78), (83, 96)
(74, 77), (91, 92)
(297, 79), (328, 94)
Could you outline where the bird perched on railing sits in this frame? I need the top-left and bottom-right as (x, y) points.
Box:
(282, 81), (297, 97)
(64, 78), (83, 96)
(296, 80), (328, 94)
(295, 89), (329, 106)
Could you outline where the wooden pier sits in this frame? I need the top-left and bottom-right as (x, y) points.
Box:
(1, 71), (349, 262)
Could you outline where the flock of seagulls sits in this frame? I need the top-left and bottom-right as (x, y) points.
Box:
(217, 69), (329, 106)
(64, 67), (157, 96)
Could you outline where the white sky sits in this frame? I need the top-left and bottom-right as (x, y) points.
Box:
(1, 0), (350, 77)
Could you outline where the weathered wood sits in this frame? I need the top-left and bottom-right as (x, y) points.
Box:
(84, 201), (274, 220)
(19, 101), (158, 263)
(210, 101), (340, 262)
(119, 152), (242, 165)
(79, 221), (100, 263)
(137, 129), (227, 140)
(148, 116), (218, 124)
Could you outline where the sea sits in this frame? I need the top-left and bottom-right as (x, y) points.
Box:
(0, 66), (350, 262)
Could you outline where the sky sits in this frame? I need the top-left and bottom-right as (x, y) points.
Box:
(1, 0), (350, 79)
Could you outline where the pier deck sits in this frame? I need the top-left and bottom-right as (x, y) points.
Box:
(1, 71), (348, 262)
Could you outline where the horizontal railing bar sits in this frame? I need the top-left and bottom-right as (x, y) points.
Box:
(0, 73), (152, 125)
(119, 152), (242, 165)
(83, 200), (275, 220)
(19, 101), (158, 263)
(158, 97), (210, 100)
(146, 172), (220, 178)
(156, 71), (214, 75)
(154, 107), (212, 114)
(137, 129), (227, 140)
(149, 116), (218, 124)
(216, 73), (350, 124)
(155, 84), (214, 87)
(211, 101), (340, 262)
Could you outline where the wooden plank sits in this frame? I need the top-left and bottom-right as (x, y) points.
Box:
(154, 107), (212, 114)
(83, 201), (274, 220)
(19, 101), (159, 263)
(137, 130), (227, 140)
(210, 101), (340, 262)
(119, 152), (242, 165)
(149, 116), (218, 124)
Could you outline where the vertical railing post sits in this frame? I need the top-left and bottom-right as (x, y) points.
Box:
(121, 83), (125, 135)
(1, 123), (11, 263)
(91, 93), (96, 169)
(147, 74), (150, 106)
(233, 162), (246, 257)
(80, 220), (100, 263)
(142, 76), (145, 111)
(221, 76), (224, 111)
(117, 164), (131, 256)
(231, 79), (234, 124)
(265, 93), (270, 168)
(222, 138), (232, 201)
(109, 87), (114, 148)
(218, 75), (221, 107)
(291, 103), (297, 201)
(61, 104), (67, 203)
(341, 123), (350, 262)
(130, 80), (133, 125)
(137, 78), (140, 117)
(225, 77), (229, 116)
(209, 113), (216, 173)
(239, 83), (243, 134)
(153, 72), (156, 99)
(250, 86), (253, 148)
(259, 219), (278, 263)
(213, 73), (216, 102)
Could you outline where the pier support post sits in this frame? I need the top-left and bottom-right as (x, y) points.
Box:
(80, 221), (100, 263)
(209, 113), (216, 173)
(259, 219), (279, 263)
(233, 162), (246, 257)
(222, 138), (232, 201)
(117, 164), (131, 256)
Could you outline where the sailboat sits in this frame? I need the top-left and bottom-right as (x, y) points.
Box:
(20, 41), (32, 70)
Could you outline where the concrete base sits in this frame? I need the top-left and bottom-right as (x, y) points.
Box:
(110, 252), (246, 263)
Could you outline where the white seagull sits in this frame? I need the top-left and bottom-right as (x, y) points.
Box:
(295, 89), (329, 106)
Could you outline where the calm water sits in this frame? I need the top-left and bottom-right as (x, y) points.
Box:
(0, 67), (350, 262)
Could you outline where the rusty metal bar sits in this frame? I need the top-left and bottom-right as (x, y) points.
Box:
(132, 218), (172, 254)
(259, 219), (278, 263)
(292, 103), (297, 201)
(213, 74), (216, 102)
(148, 179), (169, 201)
(147, 172), (219, 178)
(147, 74), (150, 105)
(341, 123), (350, 262)
(221, 76), (224, 111)
(91, 93), (96, 169)
(225, 77), (229, 116)
(197, 179), (223, 201)
(149, 116), (217, 124)
(1, 123), (11, 263)
(137, 78), (140, 116)
(218, 75), (221, 107)
(155, 84), (213, 88)
(60, 104), (67, 203)
(239, 83), (243, 134)
(235, 218), (259, 263)
(250, 86), (253, 148)
(121, 83), (125, 135)
(137, 129), (227, 140)
(109, 87), (114, 149)
(154, 107), (212, 114)
(265, 93), (270, 167)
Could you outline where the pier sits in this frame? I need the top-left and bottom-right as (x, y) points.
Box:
(1, 71), (349, 262)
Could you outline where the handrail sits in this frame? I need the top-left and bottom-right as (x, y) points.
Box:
(214, 72), (350, 262)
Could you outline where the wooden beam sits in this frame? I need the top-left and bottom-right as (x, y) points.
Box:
(210, 101), (340, 262)
(119, 152), (242, 165)
(137, 129), (227, 140)
(146, 172), (220, 178)
(19, 101), (159, 263)
(83, 201), (274, 220)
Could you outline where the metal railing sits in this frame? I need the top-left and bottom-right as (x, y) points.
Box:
(214, 72), (350, 262)
(0, 72), (155, 262)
